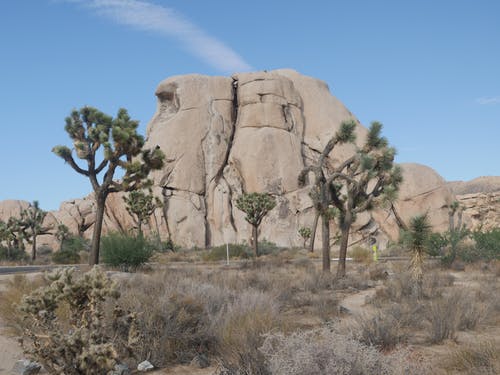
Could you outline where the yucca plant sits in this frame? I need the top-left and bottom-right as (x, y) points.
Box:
(407, 214), (432, 298)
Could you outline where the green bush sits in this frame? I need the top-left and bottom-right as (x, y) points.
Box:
(0, 246), (28, 262)
(62, 235), (90, 253)
(426, 233), (447, 257)
(258, 239), (280, 255)
(52, 236), (89, 264)
(472, 228), (500, 261)
(203, 243), (251, 261)
(101, 232), (154, 271)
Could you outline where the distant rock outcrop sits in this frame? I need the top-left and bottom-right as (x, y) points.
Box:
(0, 70), (456, 250)
(448, 177), (500, 231)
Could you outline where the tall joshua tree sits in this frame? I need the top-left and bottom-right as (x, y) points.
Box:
(299, 120), (402, 276)
(123, 188), (163, 236)
(236, 193), (276, 257)
(55, 224), (71, 252)
(19, 200), (49, 261)
(53, 106), (164, 265)
(298, 120), (357, 272)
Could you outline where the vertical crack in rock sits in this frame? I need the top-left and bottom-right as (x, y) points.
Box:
(200, 125), (210, 247)
(212, 78), (240, 233)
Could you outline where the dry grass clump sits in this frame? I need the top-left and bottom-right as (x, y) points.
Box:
(214, 290), (281, 375)
(260, 327), (430, 375)
(426, 289), (489, 344)
(354, 311), (408, 351)
(441, 340), (500, 375)
(115, 268), (284, 371)
(350, 246), (373, 264)
(0, 274), (46, 335)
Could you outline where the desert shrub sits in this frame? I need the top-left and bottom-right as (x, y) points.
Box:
(260, 328), (430, 375)
(354, 311), (407, 351)
(369, 263), (389, 280)
(455, 290), (489, 330)
(426, 232), (447, 256)
(18, 267), (135, 374)
(472, 228), (500, 261)
(148, 234), (179, 253)
(52, 248), (80, 264)
(351, 245), (373, 263)
(0, 245), (28, 262)
(426, 291), (462, 343)
(312, 294), (340, 322)
(371, 272), (414, 305)
(203, 243), (251, 261)
(442, 340), (500, 375)
(258, 239), (280, 255)
(0, 274), (46, 335)
(116, 272), (215, 366)
(101, 232), (154, 271)
(116, 269), (282, 371)
(215, 290), (281, 375)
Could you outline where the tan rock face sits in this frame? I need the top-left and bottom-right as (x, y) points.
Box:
(0, 70), (456, 251)
(140, 70), (454, 249)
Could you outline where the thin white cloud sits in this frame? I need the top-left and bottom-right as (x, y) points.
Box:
(59, 0), (252, 73)
(476, 96), (500, 105)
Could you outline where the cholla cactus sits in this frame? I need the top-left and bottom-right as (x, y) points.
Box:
(19, 267), (136, 374)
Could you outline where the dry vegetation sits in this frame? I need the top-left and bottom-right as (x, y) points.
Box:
(0, 251), (499, 374)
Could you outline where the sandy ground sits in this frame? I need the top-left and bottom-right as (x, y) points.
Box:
(0, 276), (24, 374)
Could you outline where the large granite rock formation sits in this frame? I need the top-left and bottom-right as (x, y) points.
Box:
(0, 70), (456, 250)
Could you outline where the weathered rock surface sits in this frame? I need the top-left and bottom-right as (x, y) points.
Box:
(447, 177), (500, 231)
(0, 70), (458, 251)
(448, 176), (500, 195)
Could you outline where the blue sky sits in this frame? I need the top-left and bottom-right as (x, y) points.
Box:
(1, 0), (499, 210)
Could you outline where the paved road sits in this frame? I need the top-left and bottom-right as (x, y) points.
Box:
(0, 264), (82, 275)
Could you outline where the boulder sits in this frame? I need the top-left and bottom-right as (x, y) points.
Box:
(0, 70), (459, 251)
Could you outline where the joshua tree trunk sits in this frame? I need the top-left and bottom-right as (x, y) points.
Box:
(137, 220), (143, 237)
(90, 193), (107, 266)
(309, 212), (319, 252)
(321, 215), (330, 272)
(252, 225), (259, 257)
(337, 214), (353, 278)
(336, 227), (350, 278)
(31, 232), (37, 261)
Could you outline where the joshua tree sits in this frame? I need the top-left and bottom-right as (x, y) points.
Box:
(19, 201), (49, 261)
(299, 120), (402, 276)
(407, 214), (432, 298)
(5, 217), (26, 251)
(123, 189), (163, 236)
(53, 107), (164, 265)
(298, 227), (312, 249)
(55, 224), (71, 251)
(236, 193), (276, 257)
(443, 200), (468, 265)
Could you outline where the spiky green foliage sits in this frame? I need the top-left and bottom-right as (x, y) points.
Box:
(18, 267), (137, 374)
(299, 120), (401, 275)
(19, 201), (50, 261)
(123, 189), (163, 236)
(55, 224), (70, 251)
(52, 106), (165, 265)
(101, 232), (154, 271)
(298, 227), (312, 248)
(406, 214), (432, 298)
(235, 193), (276, 257)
